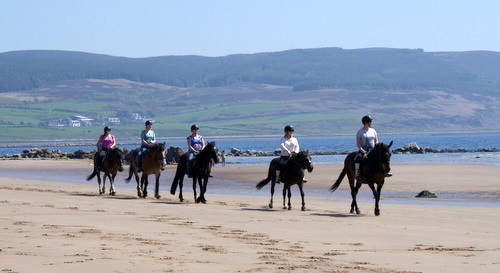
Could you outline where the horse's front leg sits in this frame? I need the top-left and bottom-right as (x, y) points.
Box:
(192, 177), (198, 203)
(178, 177), (184, 202)
(141, 175), (148, 198)
(198, 176), (208, 204)
(351, 182), (362, 214)
(287, 186), (292, 210)
(369, 182), (384, 216)
(299, 183), (306, 211)
(109, 173), (116, 196)
(154, 173), (161, 199)
(282, 186), (287, 209)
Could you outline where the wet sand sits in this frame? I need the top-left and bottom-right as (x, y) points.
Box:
(1, 159), (500, 273)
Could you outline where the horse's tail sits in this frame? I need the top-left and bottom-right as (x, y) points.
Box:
(170, 153), (187, 195)
(256, 178), (271, 190)
(124, 165), (134, 183)
(170, 166), (183, 195)
(86, 169), (97, 181)
(256, 159), (275, 190)
(330, 166), (347, 192)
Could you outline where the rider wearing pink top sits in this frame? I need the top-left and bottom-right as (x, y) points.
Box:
(96, 126), (118, 171)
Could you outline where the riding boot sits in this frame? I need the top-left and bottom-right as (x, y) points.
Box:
(276, 170), (281, 183)
(385, 171), (393, 177)
(118, 163), (124, 172)
(355, 163), (361, 178)
(187, 166), (192, 178)
(302, 177), (307, 183)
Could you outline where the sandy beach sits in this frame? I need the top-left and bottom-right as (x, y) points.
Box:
(1, 159), (500, 273)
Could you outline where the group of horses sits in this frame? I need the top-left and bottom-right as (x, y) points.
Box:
(86, 140), (393, 216)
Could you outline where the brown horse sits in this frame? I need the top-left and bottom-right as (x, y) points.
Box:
(330, 141), (393, 216)
(256, 150), (313, 211)
(170, 141), (219, 203)
(86, 148), (124, 195)
(125, 143), (166, 199)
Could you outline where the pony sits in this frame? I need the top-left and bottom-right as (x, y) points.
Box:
(256, 150), (314, 211)
(330, 141), (393, 216)
(170, 141), (219, 203)
(86, 148), (124, 195)
(125, 142), (167, 199)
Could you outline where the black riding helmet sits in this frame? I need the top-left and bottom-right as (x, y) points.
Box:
(284, 125), (294, 133)
(103, 126), (111, 133)
(191, 124), (199, 131)
(145, 120), (152, 126)
(362, 115), (373, 125)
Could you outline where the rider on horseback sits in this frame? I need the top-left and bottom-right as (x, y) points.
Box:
(96, 126), (123, 172)
(355, 115), (393, 178)
(137, 120), (164, 172)
(186, 124), (205, 178)
(277, 125), (307, 183)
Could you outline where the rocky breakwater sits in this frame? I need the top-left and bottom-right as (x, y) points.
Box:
(0, 148), (96, 160)
(392, 142), (499, 154)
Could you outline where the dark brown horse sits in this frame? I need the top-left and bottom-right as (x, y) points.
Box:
(125, 143), (166, 199)
(256, 150), (313, 211)
(86, 148), (124, 195)
(170, 141), (219, 203)
(330, 141), (393, 216)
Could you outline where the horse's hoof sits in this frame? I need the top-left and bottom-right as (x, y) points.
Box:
(288, 207), (292, 210)
(155, 195), (161, 199)
(180, 198), (184, 202)
(301, 206), (306, 211)
(268, 203), (273, 209)
(110, 192), (116, 196)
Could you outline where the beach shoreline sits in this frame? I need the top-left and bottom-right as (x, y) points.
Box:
(1, 159), (500, 272)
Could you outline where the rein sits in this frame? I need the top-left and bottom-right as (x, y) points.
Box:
(289, 154), (309, 169)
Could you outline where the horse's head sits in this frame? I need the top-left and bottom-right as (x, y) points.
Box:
(370, 141), (393, 174)
(150, 142), (167, 165)
(205, 141), (220, 164)
(296, 150), (314, 173)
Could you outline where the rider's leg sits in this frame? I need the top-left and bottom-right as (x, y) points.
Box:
(187, 152), (194, 178)
(355, 152), (362, 178)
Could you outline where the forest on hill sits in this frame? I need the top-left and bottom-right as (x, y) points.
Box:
(1, 47), (500, 95)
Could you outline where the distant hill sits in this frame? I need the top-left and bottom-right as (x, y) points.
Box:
(0, 48), (499, 141)
(1, 48), (500, 95)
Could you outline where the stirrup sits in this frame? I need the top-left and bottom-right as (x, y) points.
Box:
(385, 172), (393, 177)
(302, 178), (307, 183)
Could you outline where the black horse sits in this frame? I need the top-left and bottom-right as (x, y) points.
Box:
(256, 150), (314, 211)
(330, 141), (393, 216)
(125, 143), (167, 199)
(170, 141), (220, 203)
(86, 148), (124, 195)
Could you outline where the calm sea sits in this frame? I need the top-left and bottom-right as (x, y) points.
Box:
(1, 133), (499, 166)
(1, 133), (499, 207)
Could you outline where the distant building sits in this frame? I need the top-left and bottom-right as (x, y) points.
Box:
(108, 117), (120, 124)
(71, 115), (93, 126)
(131, 113), (142, 120)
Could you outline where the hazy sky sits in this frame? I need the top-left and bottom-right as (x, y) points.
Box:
(2, 0), (499, 58)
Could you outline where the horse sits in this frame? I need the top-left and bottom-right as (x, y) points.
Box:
(86, 148), (124, 195)
(256, 150), (314, 211)
(124, 142), (167, 199)
(330, 141), (393, 216)
(170, 141), (219, 203)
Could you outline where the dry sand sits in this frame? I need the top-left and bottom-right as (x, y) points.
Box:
(1, 159), (499, 273)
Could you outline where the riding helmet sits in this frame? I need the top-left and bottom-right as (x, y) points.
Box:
(145, 120), (153, 126)
(284, 125), (294, 133)
(362, 115), (373, 124)
(104, 126), (111, 132)
(191, 124), (199, 131)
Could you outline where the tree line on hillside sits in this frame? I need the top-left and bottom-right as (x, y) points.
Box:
(1, 48), (499, 95)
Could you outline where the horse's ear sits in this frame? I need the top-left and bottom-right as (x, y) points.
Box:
(388, 141), (393, 148)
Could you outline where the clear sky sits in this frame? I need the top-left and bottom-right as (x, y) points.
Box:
(1, 0), (499, 58)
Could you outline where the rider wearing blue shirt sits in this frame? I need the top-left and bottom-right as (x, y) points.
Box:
(186, 124), (205, 177)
